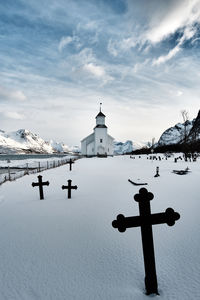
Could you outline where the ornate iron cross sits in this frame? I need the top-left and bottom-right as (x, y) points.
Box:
(32, 175), (49, 200)
(62, 179), (77, 199)
(112, 187), (180, 295)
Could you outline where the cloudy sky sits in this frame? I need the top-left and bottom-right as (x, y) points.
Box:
(1, 0), (200, 146)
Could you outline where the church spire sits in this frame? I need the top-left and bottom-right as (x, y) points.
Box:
(96, 102), (105, 118)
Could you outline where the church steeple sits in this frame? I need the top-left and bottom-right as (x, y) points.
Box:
(95, 103), (107, 127)
(96, 102), (106, 119)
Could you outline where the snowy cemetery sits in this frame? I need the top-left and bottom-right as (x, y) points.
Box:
(0, 154), (200, 299)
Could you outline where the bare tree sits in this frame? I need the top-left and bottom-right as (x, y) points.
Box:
(181, 110), (189, 160)
(181, 110), (189, 144)
(151, 137), (155, 154)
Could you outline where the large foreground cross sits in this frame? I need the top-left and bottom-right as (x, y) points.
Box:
(62, 179), (77, 199)
(112, 188), (180, 295)
(32, 175), (49, 200)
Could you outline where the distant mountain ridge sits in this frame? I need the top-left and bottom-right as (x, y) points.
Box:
(0, 129), (78, 154)
(187, 110), (200, 142)
(114, 140), (148, 154)
(157, 110), (200, 146)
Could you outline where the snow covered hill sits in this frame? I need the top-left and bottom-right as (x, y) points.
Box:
(187, 110), (200, 142)
(157, 120), (195, 146)
(114, 140), (148, 154)
(0, 129), (79, 154)
(0, 155), (199, 299)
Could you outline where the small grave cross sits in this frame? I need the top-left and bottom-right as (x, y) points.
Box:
(32, 175), (49, 200)
(154, 166), (160, 177)
(67, 158), (75, 171)
(112, 188), (180, 295)
(62, 179), (77, 199)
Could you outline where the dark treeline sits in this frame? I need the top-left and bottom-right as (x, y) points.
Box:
(132, 141), (200, 155)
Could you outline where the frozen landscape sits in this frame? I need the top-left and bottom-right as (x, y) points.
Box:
(0, 129), (79, 154)
(0, 155), (199, 300)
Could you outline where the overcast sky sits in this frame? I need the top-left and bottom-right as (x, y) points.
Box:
(1, 0), (200, 146)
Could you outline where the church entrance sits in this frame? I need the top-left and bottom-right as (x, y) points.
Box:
(97, 146), (107, 157)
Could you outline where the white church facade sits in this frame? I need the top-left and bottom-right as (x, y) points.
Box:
(81, 108), (114, 157)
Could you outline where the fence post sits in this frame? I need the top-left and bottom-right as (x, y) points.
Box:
(8, 166), (11, 181)
(47, 161), (49, 169)
(38, 162), (41, 172)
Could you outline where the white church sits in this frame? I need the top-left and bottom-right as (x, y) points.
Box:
(81, 106), (114, 157)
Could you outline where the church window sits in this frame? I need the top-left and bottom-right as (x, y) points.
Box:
(100, 139), (103, 143)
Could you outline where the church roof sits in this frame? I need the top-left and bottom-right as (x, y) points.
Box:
(96, 111), (106, 118)
(81, 132), (94, 142)
(94, 124), (107, 129)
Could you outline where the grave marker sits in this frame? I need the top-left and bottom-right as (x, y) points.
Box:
(128, 179), (148, 186)
(67, 158), (75, 171)
(112, 188), (180, 295)
(172, 167), (190, 175)
(62, 179), (77, 199)
(154, 166), (160, 177)
(32, 175), (49, 200)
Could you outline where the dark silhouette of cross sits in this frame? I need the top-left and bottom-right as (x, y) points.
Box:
(67, 158), (74, 171)
(112, 187), (180, 295)
(154, 166), (160, 177)
(32, 175), (49, 200)
(62, 179), (77, 199)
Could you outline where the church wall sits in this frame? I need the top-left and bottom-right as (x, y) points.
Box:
(94, 127), (108, 155)
(81, 139), (87, 155)
(86, 141), (95, 156)
(81, 133), (94, 155)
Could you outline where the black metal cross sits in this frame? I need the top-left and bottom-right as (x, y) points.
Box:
(112, 188), (180, 295)
(32, 175), (49, 200)
(154, 166), (160, 177)
(62, 179), (77, 199)
(67, 158), (74, 171)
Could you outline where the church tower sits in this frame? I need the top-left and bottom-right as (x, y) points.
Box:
(81, 104), (114, 157)
(94, 105), (108, 156)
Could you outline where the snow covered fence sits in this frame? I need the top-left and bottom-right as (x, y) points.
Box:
(0, 156), (80, 185)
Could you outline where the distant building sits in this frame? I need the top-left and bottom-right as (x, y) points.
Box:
(81, 106), (114, 157)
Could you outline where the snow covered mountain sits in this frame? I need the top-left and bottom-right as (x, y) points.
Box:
(157, 119), (195, 146)
(0, 129), (77, 154)
(114, 140), (148, 154)
(187, 110), (200, 142)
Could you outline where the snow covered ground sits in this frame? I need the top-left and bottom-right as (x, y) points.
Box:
(0, 155), (199, 299)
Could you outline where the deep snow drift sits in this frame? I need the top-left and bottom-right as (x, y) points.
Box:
(0, 155), (199, 299)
